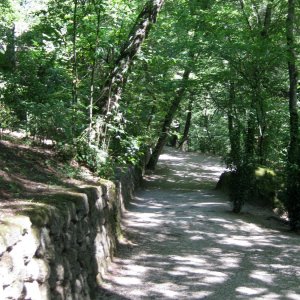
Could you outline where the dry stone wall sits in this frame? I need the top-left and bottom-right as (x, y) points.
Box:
(0, 165), (143, 300)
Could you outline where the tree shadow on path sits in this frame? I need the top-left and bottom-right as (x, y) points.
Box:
(98, 147), (300, 299)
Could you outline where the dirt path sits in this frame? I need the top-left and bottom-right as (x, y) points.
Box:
(98, 148), (300, 299)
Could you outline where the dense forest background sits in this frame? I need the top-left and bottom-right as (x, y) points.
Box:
(0, 0), (300, 230)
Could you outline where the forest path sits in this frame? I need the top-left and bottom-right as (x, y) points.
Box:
(98, 147), (300, 300)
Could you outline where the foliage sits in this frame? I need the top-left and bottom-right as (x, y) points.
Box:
(1, 0), (300, 227)
(0, 101), (17, 130)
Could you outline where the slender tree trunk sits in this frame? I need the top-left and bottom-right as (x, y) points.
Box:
(245, 103), (256, 160)
(5, 24), (16, 71)
(256, 2), (272, 163)
(96, 0), (165, 115)
(178, 98), (193, 151)
(227, 81), (246, 213)
(261, 2), (273, 38)
(147, 68), (191, 170)
(147, 105), (156, 130)
(72, 0), (79, 105)
(227, 81), (241, 168)
(89, 1), (102, 144)
(287, 0), (298, 165)
(286, 0), (300, 230)
(239, 1), (273, 166)
(230, 2), (274, 213)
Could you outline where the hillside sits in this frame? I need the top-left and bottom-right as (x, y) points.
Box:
(0, 133), (99, 214)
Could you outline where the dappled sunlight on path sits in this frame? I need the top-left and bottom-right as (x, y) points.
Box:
(98, 147), (300, 299)
(145, 149), (224, 191)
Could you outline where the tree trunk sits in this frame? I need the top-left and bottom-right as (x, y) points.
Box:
(256, 1), (273, 163)
(230, 2), (274, 213)
(147, 105), (156, 130)
(147, 68), (191, 170)
(169, 124), (180, 147)
(72, 0), (78, 105)
(286, 0), (300, 230)
(227, 81), (241, 168)
(96, 0), (165, 115)
(227, 81), (248, 214)
(261, 2), (273, 38)
(178, 98), (193, 151)
(88, 1), (102, 144)
(5, 24), (16, 71)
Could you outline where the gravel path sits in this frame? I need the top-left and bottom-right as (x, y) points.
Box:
(98, 148), (300, 299)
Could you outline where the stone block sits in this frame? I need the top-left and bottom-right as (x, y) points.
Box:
(61, 208), (73, 231)
(53, 284), (65, 300)
(39, 283), (51, 299)
(24, 280), (41, 300)
(0, 252), (14, 287)
(62, 257), (72, 281)
(24, 258), (50, 283)
(49, 213), (63, 238)
(81, 186), (102, 209)
(71, 193), (90, 220)
(0, 234), (7, 255)
(76, 223), (84, 244)
(55, 262), (65, 282)
(10, 228), (40, 269)
(2, 280), (24, 300)
(74, 278), (82, 295)
(68, 202), (78, 223)
(47, 265), (57, 289)
(62, 232), (72, 251)
(35, 227), (55, 260)
(9, 243), (26, 278)
(64, 280), (72, 300)
(0, 220), (23, 251)
(0, 278), (3, 300)
(81, 217), (90, 236)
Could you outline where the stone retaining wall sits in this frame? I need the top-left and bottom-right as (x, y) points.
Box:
(0, 165), (143, 300)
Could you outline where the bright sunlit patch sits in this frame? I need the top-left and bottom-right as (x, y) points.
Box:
(206, 247), (222, 254)
(218, 256), (241, 269)
(222, 223), (239, 230)
(270, 264), (291, 270)
(218, 253), (241, 269)
(286, 291), (300, 300)
(125, 212), (164, 228)
(219, 236), (253, 247)
(151, 283), (182, 298)
(250, 270), (275, 284)
(190, 291), (214, 299)
(242, 223), (265, 233)
(190, 235), (204, 240)
(170, 255), (208, 265)
(208, 218), (232, 223)
(236, 286), (268, 296)
(168, 270), (186, 276)
(175, 266), (204, 274)
(203, 274), (228, 284)
(113, 276), (141, 286)
(122, 264), (148, 277)
(192, 202), (225, 207)
(260, 293), (281, 299)
(174, 266), (228, 282)
(160, 154), (185, 161)
(204, 165), (226, 172)
(130, 290), (147, 297)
